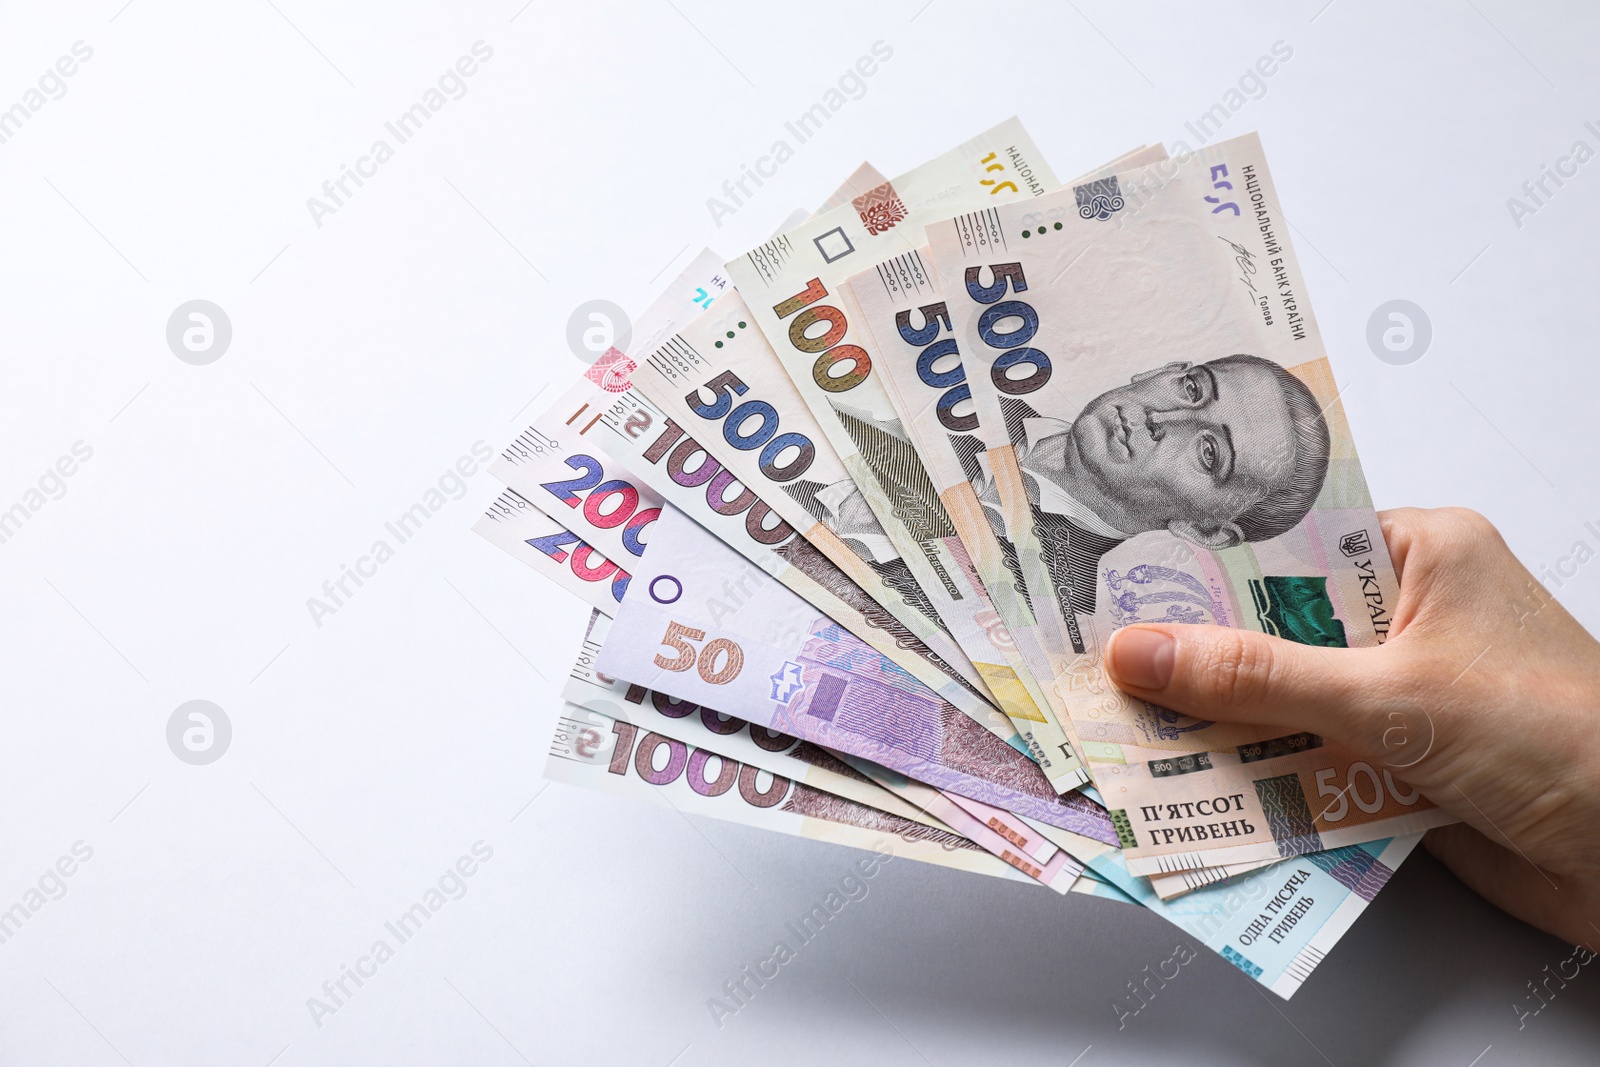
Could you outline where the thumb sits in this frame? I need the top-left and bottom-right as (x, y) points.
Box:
(1103, 623), (1391, 750)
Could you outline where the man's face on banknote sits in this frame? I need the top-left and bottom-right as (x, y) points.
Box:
(1026, 357), (1320, 546)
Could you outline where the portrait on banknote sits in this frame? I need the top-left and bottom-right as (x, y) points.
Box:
(976, 354), (1330, 614)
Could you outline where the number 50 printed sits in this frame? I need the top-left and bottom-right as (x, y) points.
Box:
(653, 621), (746, 685)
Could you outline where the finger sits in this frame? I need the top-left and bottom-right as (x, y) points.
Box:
(1424, 824), (1586, 945)
(1376, 507), (1424, 586)
(1376, 506), (1486, 589)
(1103, 623), (1392, 747)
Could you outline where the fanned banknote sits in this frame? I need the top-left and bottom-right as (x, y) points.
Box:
(1144, 856), (1277, 900)
(623, 285), (1088, 792)
(487, 245), (729, 565)
(589, 598), (1076, 882)
(829, 753), (1083, 891)
(561, 585), (1408, 992)
(488, 475), (1016, 847)
(493, 258), (1001, 729)
(722, 119), (1091, 788)
(576, 609), (1086, 888)
(474, 488), (632, 614)
(484, 419), (1038, 843)
(814, 162), (890, 216)
(597, 248), (997, 703)
(595, 502), (1117, 842)
(567, 608), (949, 829)
(617, 285), (1003, 705)
(1041, 818), (1421, 997)
(475, 125), (1436, 1002)
(842, 146), (1168, 746)
(548, 704), (1029, 882)
(924, 134), (1454, 873)
(586, 374), (1017, 741)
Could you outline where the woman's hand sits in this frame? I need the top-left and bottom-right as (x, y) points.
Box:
(1104, 507), (1600, 946)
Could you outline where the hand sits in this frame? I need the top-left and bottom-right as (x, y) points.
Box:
(1104, 507), (1600, 947)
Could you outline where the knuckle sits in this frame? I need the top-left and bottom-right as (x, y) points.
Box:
(1434, 506), (1501, 549)
(1195, 630), (1274, 708)
(1377, 507), (1422, 540)
(1395, 508), (1508, 590)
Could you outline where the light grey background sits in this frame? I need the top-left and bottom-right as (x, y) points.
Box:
(3, 1), (1598, 1064)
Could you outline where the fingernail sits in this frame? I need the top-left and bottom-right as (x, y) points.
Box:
(1107, 627), (1175, 690)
